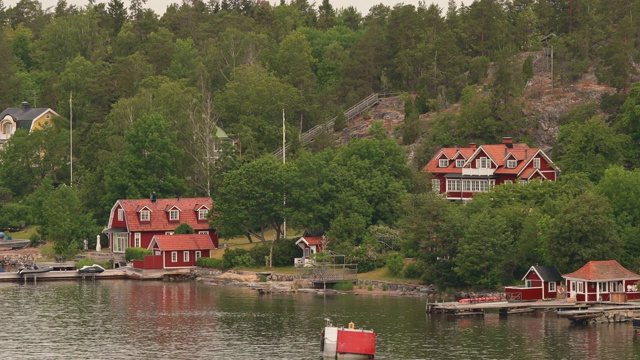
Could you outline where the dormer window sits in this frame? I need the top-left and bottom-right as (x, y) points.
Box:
(439, 159), (449, 167)
(506, 159), (517, 168)
(169, 209), (180, 221)
(456, 159), (465, 168)
(140, 210), (150, 221)
(198, 208), (208, 220)
(118, 209), (124, 221)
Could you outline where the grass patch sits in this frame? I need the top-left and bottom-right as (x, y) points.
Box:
(6, 226), (39, 239)
(357, 267), (422, 284)
(333, 281), (355, 291)
(75, 257), (111, 269)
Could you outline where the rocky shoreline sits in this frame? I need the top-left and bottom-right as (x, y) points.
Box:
(195, 269), (441, 298)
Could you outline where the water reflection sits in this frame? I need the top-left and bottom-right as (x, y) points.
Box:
(0, 281), (639, 359)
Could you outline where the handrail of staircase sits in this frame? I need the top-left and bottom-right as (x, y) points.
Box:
(272, 93), (380, 158)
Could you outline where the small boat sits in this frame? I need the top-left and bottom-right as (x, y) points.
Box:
(18, 264), (52, 276)
(321, 319), (376, 359)
(77, 264), (106, 274)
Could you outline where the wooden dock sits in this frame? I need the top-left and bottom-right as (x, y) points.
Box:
(426, 300), (591, 317)
(0, 267), (192, 283)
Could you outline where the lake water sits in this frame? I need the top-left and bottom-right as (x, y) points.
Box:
(1, 280), (640, 359)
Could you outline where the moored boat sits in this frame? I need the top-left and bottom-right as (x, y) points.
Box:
(18, 264), (52, 276)
(321, 319), (376, 359)
(77, 264), (106, 274)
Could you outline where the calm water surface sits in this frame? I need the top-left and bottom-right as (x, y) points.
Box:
(1, 280), (640, 359)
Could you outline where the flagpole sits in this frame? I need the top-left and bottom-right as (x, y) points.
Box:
(70, 91), (73, 187)
(282, 109), (286, 240)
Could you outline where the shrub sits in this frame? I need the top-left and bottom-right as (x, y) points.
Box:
(174, 223), (195, 234)
(248, 239), (301, 267)
(386, 252), (405, 276)
(333, 281), (354, 291)
(402, 260), (425, 279)
(125, 247), (152, 262)
(223, 248), (256, 268)
(382, 283), (388, 291)
(348, 244), (385, 273)
(197, 257), (224, 270)
(259, 275), (268, 282)
(367, 285), (373, 291)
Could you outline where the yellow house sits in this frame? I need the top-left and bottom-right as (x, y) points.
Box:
(0, 101), (59, 149)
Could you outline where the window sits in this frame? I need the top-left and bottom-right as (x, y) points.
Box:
(533, 158), (541, 169)
(198, 231), (209, 235)
(169, 209), (179, 221)
(570, 281), (576, 292)
(598, 282), (607, 293)
(431, 179), (441, 192)
(195, 251), (202, 259)
(118, 209), (124, 221)
(456, 159), (465, 168)
(577, 282), (584, 293)
(446, 179), (461, 192)
(198, 208), (208, 220)
(438, 159), (449, 167)
(526, 280), (532, 288)
(506, 159), (517, 168)
(462, 180), (490, 193)
(183, 251), (189, 262)
(140, 210), (150, 221)
(519, 179), (528, 184)
(171, 251), (177, 262)
(549, 282), (556, 292)
(504, 180), (513, 185)
(165, 231), (174, 235)
(113, 233), (128, 253)
(134, 233), (141, 248)
(46, 114), (51, 119)
(3, 123), (12, 134)
(476, 157), (491, 169)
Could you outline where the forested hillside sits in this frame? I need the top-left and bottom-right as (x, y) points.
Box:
(1, 0), (640, 289)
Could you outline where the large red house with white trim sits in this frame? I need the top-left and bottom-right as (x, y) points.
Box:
(504, 265), (564, 301)
(422, 137), (558, 200)
(563, 260), (640, 302)
(105, 196), (218, 253)
(147, 234), (215, 269)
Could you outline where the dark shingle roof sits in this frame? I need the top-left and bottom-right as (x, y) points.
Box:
(532, 265), (563, 282)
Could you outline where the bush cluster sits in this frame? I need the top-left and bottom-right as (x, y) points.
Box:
(222, 239), (302, 269)
(125, 247), (152, 262)
(196, 257), (224, 270)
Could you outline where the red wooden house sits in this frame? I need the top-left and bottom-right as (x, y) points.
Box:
(294, 236), (325, 267)
(422, 137), (558, 200)
(142, 234), (215, 269)
(504, 265), (564, 301)
(563, 260), (640, 302)
(105, 196), (218, 253)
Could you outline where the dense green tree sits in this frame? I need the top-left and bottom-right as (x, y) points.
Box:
(543, 192), (621, 273)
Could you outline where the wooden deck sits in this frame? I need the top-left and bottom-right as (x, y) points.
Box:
(427, 300), (591, 317)
(0, 267), (192, 283)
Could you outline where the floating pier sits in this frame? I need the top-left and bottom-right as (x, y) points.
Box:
(427, 300), (590, 317)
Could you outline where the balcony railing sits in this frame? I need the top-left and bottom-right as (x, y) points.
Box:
(462, 168), (495, 176)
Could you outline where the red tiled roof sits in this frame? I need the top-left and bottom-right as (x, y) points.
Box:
(152, 234), (214, 251)
(117, 197), (212, 232)
(563, 260), (640, 281)
(298, 236), (324, 246)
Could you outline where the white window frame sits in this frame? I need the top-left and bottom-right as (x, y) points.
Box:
(134, 233), (141, 248)
(165, 231), (174, 235)
(46, 114), (51, 119)
(504, 180), (513, 185)
(476, 157), (491, 169)
(598, 282), (607, 293)
(456, 159), (465, 168)
(140, 210), (150, 221)
(118, 209), (124, 221)
(526, 280), (532, 288)
(431, 179), (441, 192)
(577, 282), (584, 293)
(113, 233), (128, 253)
(549, 282), (556, 292)
(570, 281), (576, 292)
(446, 179), (461, 192)
(438, 159), (449, 167)
(171, 251), (177, 262)
(533, 158), (541, 169)
(198, 231), (209, 235)
(195, 251), (202, 259)
(506, 159), (517, 168)
(183, 251), (189, 262)
(198, 208), (208, 220)
(169, 209), (180, 221)
(519, 179), (528, 184)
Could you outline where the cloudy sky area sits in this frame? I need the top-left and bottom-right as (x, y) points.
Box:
(4, 0), (456, 17)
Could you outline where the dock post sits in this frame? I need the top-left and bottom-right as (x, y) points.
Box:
(33, 275), (36, 285)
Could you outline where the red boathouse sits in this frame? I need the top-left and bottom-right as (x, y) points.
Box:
(563, 260), (640, 302)
(505, 265), (564, 301)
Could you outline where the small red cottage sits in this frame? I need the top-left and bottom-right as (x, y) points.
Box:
(144, 234), (215, 269)
(294, 236), (325, 267)
(563, 260), (640, 302)
(105, 195), (218, 253)
(505, 265), (564, 301)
